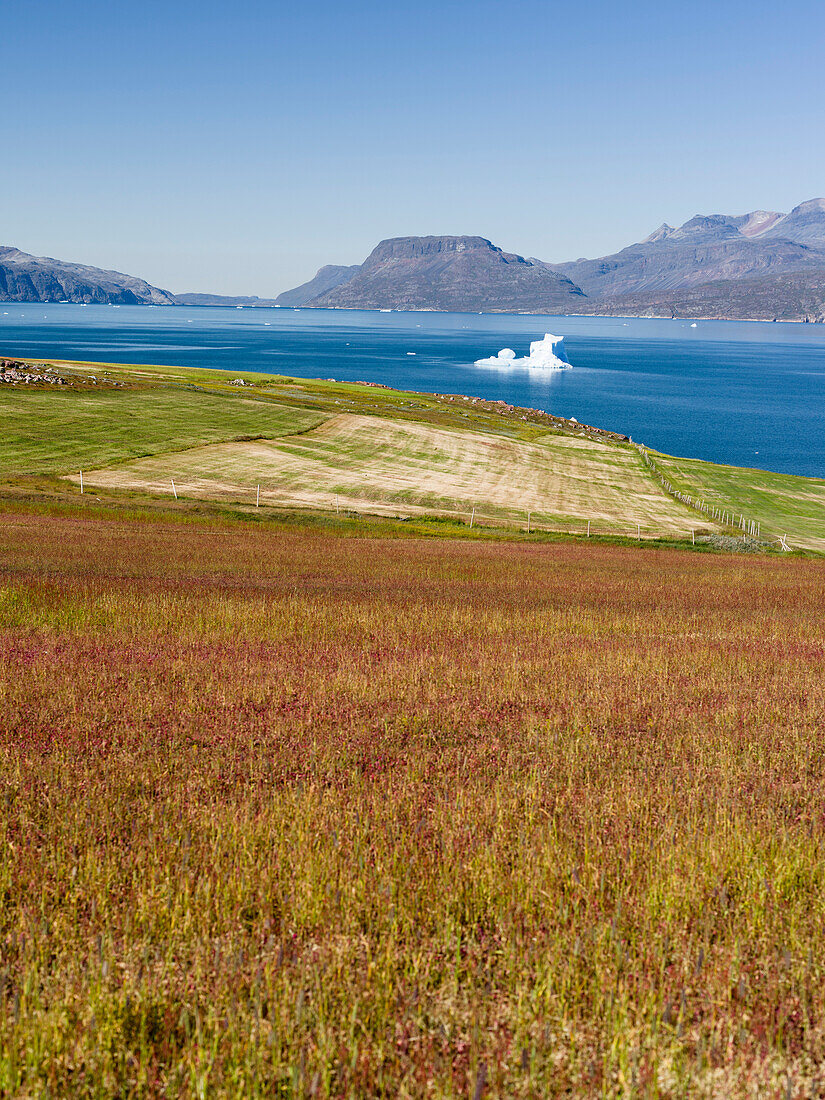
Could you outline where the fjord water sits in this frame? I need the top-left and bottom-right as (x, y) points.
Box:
(3, 303), (825, 477)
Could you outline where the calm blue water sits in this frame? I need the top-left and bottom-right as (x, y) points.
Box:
(2, 303), (825, 477)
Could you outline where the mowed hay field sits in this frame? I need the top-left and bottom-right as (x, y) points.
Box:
(3, 512), (825, 1097)
(77, 412), (704, 535)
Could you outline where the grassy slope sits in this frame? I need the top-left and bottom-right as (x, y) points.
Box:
(2, 354), (823, 548)
(2, 514), (825, 1097)
(653, 450), (825, 551)
(1, 386), (322, 474)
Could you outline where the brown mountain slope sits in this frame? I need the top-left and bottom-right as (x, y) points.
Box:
(309, 236), (586, 312)
(567, 269), (825, 322)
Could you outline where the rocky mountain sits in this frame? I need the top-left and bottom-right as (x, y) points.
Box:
(567, 269), (825, 323)
(757, 198), (825, 245)
(0, 246), (175, 305)
(274, 264), (361, 307)
(302, 236), (585, 312)
(546, 204), (825, 298)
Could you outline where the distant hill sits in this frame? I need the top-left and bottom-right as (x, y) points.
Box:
(0, 246), (175, 305)
(174, 293), (282, 307)
(545, 202), (825, 298)
(274, 264), (361, 307)
(299, 236), (585, 312)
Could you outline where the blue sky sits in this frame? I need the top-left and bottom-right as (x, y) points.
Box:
(5, 0), (825, 294)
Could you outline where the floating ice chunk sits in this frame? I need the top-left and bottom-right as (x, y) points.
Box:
(690, 322), (698, 328)
(475, 334), (571, 372)
(475, 347), (516, 366)
(525, 333), (570, 368)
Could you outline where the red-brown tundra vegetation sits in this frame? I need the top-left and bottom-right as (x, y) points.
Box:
(1, 511), (825, 1097)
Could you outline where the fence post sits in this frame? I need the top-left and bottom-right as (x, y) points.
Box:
(79, 470), (84, 494)
(470, 507), (475, 529)
(171, 479), (177, 500)
(527, 511), (531, 534)
(256, 484), (260, 508)
(587, 520), (590, 539)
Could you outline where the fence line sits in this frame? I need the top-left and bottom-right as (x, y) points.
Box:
(634, 444), (765, 541)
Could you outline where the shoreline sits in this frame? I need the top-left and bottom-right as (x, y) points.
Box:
(1, 300), (822, 323)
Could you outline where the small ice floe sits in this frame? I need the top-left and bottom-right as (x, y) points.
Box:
(690, 322), (698, 328)
(406, 351), (416, 355)
(475, 333), (572, 372)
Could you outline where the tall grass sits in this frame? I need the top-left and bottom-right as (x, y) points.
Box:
(1, 514), (825, 1096)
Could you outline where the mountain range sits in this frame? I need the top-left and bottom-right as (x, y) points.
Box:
(546, 199), (825, 299)
(5, 197), (825, 319)
(273, 198), (825, 319)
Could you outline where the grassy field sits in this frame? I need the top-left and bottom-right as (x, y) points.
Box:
(2, 511), (825, 1097)
(4, 355), (825, 547)
(653, 450), (825, 553)
(0, 385), (323, 475)
(77, 412), (704, 535)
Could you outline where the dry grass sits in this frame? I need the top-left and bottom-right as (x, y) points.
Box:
(1, 511), (825, 1096)
(74, 413), (710, 535)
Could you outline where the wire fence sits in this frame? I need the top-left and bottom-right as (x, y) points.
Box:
(634, 444), (765, 538)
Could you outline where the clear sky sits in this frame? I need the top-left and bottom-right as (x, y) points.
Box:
(5, 0), (825, 295)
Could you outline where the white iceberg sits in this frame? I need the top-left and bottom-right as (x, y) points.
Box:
(475, 333), (572, 372)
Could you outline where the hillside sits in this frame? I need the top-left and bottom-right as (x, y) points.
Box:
(274, 263), (362, 306)
(297, 236), (587, 312)
(5, 356), (825, 1098)
(569, 269), (825, 322)
(3, 355), (825, 550)
(0, 246), (176, 305)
